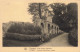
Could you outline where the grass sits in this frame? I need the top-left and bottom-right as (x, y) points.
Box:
(3, 32), (63, 47)
(3, 38), (43, 47)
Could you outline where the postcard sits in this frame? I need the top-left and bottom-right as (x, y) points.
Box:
(0, 0), (80, 52)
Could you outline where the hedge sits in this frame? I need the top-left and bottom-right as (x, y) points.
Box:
(5, 32), (41, 41)
(7, 22), (41, 35)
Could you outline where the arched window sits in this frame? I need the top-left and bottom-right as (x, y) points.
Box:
(57, 27), (59, 33)
(41, 23), (44, 28)
(55, 26), (56, 30)
(55, 26), (56, 34)
(52, 25), (53, 29)
(48, 24), (50, 33)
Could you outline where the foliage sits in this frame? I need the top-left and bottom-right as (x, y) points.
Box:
(5, 32), (41, 40)
(28, 3), (47, 15)
(28, 3), (39, 15)
(7, 22), (41, 35)
(50, 3), (66, 15)
(50, 3), (78, 32)
(68, 28), (78, 46)
(67, 3), (78, 28)
(28, 3), (48, 21)
(28, 3), (78, 32)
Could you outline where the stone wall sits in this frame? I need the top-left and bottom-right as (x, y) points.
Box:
(34, 18), (62, 35)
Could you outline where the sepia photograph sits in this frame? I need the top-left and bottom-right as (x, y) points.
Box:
(2, 2), (78, 47)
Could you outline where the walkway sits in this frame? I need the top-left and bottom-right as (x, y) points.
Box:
(39, 33), (74, 47)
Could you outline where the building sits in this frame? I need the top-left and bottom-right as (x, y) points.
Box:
(33, 9), (62, 36)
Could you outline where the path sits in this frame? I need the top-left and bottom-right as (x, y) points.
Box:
(39, 33), (73, 47)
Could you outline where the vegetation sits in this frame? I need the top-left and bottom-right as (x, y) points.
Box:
(7, 22), (41, 35)
(3, 37), (43, 47)
(28, 3), (78, 33)
(28, 3), (48, 21)
(68, 28), (78, 46)
(50, 3), (78, 46)
(5, 32), (41, 40)
(28, 3), (78, 46)
(50, 3), (78, 32)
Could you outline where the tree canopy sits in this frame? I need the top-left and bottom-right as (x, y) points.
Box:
(50, 3), (78, 32)
(28, 3), (48, 21)
(28, 3), (78, 32)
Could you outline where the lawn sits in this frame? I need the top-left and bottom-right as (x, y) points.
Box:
(3, 38), (43, 47)
(3, 32), (63, 47)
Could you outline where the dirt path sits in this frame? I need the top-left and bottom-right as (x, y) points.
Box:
(39, 33), (74, 47)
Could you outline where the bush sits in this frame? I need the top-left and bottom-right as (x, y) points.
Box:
(7, 23), (23, 33)
(5, 32), (41, 40)
(68, 28), (78, 46)
(7, 22), (41, 35)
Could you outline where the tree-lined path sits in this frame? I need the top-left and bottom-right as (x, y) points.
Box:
(39, 33), (74, 47)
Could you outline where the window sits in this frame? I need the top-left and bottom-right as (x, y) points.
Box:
(41, 23), (44, 28)
(48, 24), (50, 33)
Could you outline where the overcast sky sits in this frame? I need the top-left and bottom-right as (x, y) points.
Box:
(0, 0), (33, 23)
(0, 0), (71, 23)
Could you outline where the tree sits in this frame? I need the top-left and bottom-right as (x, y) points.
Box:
(67, 3), (78, 46)
(28, 3), (48, 21)
(50, 3), (71, 32)
(50, 3), (77, 32)
(67, 3), (78, 28)
(50, 3), (66, 15)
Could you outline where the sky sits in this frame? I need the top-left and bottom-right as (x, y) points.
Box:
(0, 0), (33, 23)
(0, 0), (71, 23)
